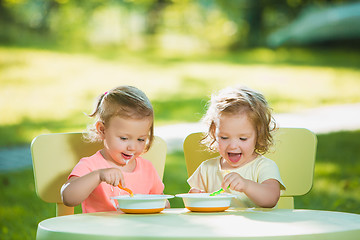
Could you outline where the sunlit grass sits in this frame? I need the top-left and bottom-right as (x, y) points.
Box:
(1, 47), (360, 146)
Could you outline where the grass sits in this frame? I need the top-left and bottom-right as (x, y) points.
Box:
(1, 47), (360, 146)
(1, 130), (360, 240)
(296, 131), (360, 212)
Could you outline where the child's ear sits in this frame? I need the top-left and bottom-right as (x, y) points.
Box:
(95, 121), (106, 139)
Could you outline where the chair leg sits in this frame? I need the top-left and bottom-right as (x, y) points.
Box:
(277, 197), (294, 209)
(56, 203), (74, 216)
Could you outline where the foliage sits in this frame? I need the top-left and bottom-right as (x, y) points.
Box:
(1, 130), (360, 239)
(0, 0), (354, 51)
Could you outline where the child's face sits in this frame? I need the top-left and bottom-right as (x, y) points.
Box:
(215, 113), (257, 169)
(99, 116), (152, 166)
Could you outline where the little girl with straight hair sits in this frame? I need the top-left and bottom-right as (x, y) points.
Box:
(61, 86), (167, 213)
(188, 86), (286, 208)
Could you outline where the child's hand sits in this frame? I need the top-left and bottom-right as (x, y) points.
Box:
(222, 172), (249, 193)
(98, 168), (125, 187)
(165, 199), (171, 208)
(188, 187), (205, 193)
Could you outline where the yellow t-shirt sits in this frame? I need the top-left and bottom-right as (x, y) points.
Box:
(187, 155), (286, 208)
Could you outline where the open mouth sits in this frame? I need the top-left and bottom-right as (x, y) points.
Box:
(121, 153), (133, 160)
(228, 152), (241, 163)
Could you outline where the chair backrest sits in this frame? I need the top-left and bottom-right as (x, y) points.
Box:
(183, 128), (317, 209)
(31, 132), (167, 216)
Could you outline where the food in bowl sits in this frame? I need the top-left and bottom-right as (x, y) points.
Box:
(176, 193), (235, 212)
(111, 194), (174, 214)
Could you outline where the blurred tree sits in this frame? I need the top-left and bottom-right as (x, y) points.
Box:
(144, 0), (171, 35)
(215, 0), (264, 48)
(0, 0), (356, 50)
(242, 0), (263, 48)
(0, 0), (13, 22)
(121, 0), (172, 50)
(37, 0), (60, 33)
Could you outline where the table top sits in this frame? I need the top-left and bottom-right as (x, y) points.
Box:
(37, 208), (360, 240)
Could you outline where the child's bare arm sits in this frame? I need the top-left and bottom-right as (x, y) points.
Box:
(242, 179), (280, 208)
(61, 168), (124, 207)
(222, 172), (280, 208)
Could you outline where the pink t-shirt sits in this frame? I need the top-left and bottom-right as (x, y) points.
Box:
(68, 151), (164, 213)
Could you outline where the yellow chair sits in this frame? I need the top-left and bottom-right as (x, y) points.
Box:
(31, 132), (167, 216)
(183, 128), (317, 209)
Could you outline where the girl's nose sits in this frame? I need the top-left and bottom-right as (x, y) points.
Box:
(127, 141), (136, 151)
(229, 139), (240, 149)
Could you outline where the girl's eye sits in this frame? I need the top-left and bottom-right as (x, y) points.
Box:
(120, 137), (128, 141)
(138, 138), (145, 142)
(220, 136), (228, 140)
(240, 138), (247, 141)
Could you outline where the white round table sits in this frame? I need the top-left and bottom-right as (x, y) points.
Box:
(36, 208), (360, 240)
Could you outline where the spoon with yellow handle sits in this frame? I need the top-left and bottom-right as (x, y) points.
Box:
(118, 183), (134, 197)
(210, 186), (230, 196)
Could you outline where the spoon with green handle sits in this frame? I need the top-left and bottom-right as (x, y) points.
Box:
(210, 186), (230, 196)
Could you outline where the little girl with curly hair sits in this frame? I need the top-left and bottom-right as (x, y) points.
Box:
(188, 86), (285, 208)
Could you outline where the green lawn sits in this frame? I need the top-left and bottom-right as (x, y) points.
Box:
(1, 47), (360, 146)
(1, 46), (360, 239)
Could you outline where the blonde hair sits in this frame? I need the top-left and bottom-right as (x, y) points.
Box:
(84, 86), (154, 152)
(202, 86), (276, 154)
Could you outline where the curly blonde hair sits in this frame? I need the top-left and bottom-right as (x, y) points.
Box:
(201, 86), (276, 155)
(84, 85), (154, 152)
